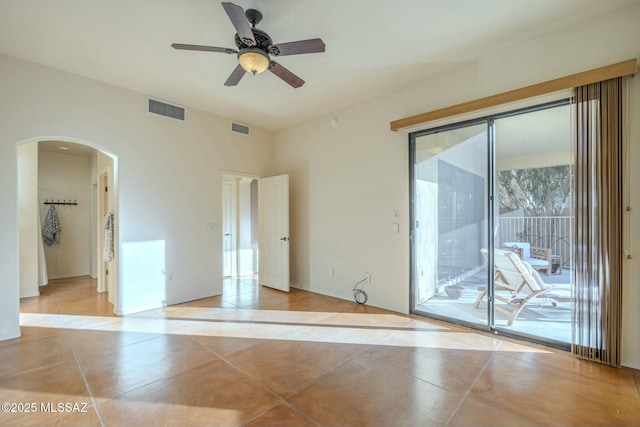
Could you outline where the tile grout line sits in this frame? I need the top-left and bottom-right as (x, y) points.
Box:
(441, 340), (544, 427)
(280, 341), (383, 426)
(441, 345), (498, 427)
(211, 345), (290, 401)
(281, 321), (412, 400)
(275, 400), (321, 427)
(51, 279), (158, 427)
(239, 399), (320, 427)
(200, 326), (380, 426)
(45, 280), (107, 425)
(186, 336), (292, 425)
(62, 323), (107, 427)
(84, 348), (233, 419)
(191, 332), (325, 416)
(358, 351), (464, 396)
(236, 401), (286, 427)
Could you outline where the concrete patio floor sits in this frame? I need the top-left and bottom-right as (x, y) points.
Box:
(415, 268), (573, 345)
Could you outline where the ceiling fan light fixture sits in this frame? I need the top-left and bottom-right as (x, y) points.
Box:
(238, 48), (269, 75)
(172, 3), (324, 87)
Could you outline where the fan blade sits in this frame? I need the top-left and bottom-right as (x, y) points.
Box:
(172, 43), (237, 54)
(269, 61), (305, 88)
(224, 64), (246, 86)
(222, 2), (256, 46)
(269, 38), (325, 56)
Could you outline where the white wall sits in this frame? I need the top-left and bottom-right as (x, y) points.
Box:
(39, 150), (92, 279)
(0, 149), (20, 341)
(17, 143), (40, 298)
(273, 5), (640, 368)
(0, 54), (275, 334)
(274, 102), (409, 312)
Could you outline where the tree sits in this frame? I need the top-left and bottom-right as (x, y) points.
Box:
(498, 165), (572, 248)
(498, 165), (571, 217)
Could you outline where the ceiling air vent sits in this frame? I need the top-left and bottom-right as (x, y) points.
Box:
(147, 97), (186, 121)
(231, 122), (250, 136)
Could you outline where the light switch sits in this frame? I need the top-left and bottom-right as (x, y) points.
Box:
(392, 223), (399, 234)
(207, 223), (218, 232)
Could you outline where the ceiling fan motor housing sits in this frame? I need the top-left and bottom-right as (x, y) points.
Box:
(234, 28), (272, 53)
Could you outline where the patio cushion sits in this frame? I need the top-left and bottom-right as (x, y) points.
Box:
(504, 241), (553, 275)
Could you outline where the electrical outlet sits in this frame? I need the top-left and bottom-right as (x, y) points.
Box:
(328, 267), (334, 277)
(364, 272), (371, 283)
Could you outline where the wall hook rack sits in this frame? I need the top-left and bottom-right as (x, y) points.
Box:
(43, 199), (78, 206)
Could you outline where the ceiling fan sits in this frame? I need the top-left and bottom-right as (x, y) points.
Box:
(172, 2), (325, 88)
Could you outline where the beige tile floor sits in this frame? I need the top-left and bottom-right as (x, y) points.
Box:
(1, 275), (639, 426)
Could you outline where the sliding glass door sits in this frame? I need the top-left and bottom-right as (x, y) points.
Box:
(493, 104), (572, 343)
(411, 121), (490, 328)
(410, 101), (573, 347)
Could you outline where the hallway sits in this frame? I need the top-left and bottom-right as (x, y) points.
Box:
(2, 276), (639, 426)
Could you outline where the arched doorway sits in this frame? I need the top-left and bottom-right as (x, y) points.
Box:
(17, 137), (119, 313)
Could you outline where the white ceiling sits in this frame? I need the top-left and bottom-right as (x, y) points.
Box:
(1, 0), (637, 131)
(38, 140), (96, 157)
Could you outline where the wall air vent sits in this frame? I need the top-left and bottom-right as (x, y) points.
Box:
(231, 122), (250, 136)
(147, 97), (186, 121)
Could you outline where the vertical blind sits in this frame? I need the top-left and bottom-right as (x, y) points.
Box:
(572, 77), (626, 366)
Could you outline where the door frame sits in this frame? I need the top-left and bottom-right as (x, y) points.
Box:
(221, 179), (236, 277)
(98, 171), (111, 297)
(220, 171), (260, 282)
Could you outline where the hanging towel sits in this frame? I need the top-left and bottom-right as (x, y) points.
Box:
(103, 211), (114, 262)
(42, 204), (61, 246)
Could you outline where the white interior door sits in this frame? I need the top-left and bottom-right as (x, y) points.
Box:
(258, 174), (289, 292)
(222, 181), (233, 277)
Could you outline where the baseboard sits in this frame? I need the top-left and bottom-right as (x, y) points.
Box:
(290, 283), (354, 305)
(19, 289), (40, 299)
(0, 328), (21, 342)
(47, 273), (92, 280)
(113, 304), (158, 316)
(290, 282), (408, 315)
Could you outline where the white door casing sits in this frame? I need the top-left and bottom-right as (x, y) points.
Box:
(222, 181), (233, 277)
(258, 174), (289, 292)
(99, 172), (113, 297)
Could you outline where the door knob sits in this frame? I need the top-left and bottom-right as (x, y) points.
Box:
(280, 237), (289, 241)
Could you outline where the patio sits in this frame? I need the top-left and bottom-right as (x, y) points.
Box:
(415, 266), (572, 344)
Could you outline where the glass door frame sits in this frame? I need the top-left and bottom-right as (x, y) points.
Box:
(409, 116), (493, 332)
(409, 98), (571, 348)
